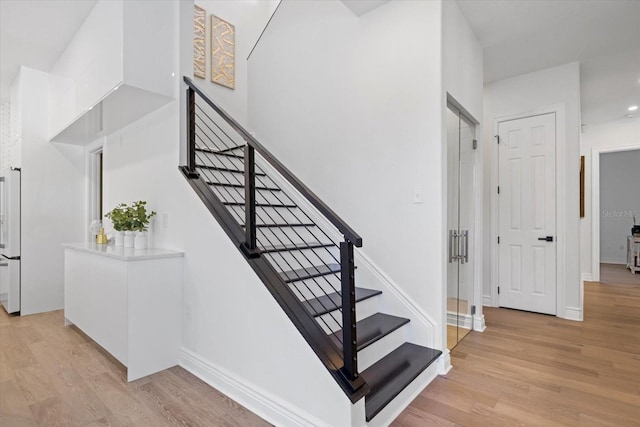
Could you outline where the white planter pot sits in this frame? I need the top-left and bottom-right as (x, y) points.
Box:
(124, 231), (136, 248)
(134, 231), (148, 250)
(114, 231), (124, 247)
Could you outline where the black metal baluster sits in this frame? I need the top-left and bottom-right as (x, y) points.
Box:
(186, 87), (198, 178)
(241, 145), (259, 258)
(340, 239), (358, 380)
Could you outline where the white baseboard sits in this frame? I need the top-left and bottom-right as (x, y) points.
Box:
(446, 311), (472, 329)
(482, 295), (494, 307)
(437, 350), (451, 376)
(473, 314), (486, 332)
(180, 347), (331, 427)
(581, 273), (594, 282)
(600, 259), (626, 265)
(562, 306), (583, 322)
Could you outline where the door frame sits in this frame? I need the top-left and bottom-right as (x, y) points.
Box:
(490, 104), (567, 317)
(446, 95), (485, 334)
(590, 144), (640, 282)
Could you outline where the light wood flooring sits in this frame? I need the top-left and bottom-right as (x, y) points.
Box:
(0, 309), (271, 426)
(601, 262), (639, 285)
(446, 325), (471, 351)
(394, 271), (640, 426)
(2, 268), (639, 426)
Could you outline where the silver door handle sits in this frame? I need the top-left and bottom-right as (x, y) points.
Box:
(449, 230), (459, 263)
(462, 230), (469, 263)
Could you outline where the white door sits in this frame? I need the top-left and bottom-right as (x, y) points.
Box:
(498, 113), (556, 315)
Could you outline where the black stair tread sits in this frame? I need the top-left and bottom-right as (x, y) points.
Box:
(279, 263), (340, 283)
(223, 201), (297, 209)
(260, 242), (335, 253)
(195, 164), (266, 176)
(361, 343), (442, 422)
(329, 313), (410, 352)
(195, 147), (244, 159)
(303, 287), (382, 317)
(206, 181), (281, 192)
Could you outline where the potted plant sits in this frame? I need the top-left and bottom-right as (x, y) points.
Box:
(129, 201), (156, 249)
(104, 203), (132, 247)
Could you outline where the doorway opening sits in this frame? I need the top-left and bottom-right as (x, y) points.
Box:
(87, 147), (104, 240)
(597, 149), (640, 283)
(591, 146), (640, 282)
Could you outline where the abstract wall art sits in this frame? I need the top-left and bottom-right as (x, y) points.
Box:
(210, 14), (235, 89)
(193, 5), (206, 79)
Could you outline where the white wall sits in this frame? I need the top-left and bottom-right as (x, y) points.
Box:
(441, 0), (484, 332)
(579, 118), (640, 275)
(193, 0), (279, 126)
(13, 67), (85, 315)
(100, 1), (353, 425)
(483, 62), (582, 320)
(248, 0), (446, 348)
(0, 101), (10, 170)
(599, 149), (640, 263)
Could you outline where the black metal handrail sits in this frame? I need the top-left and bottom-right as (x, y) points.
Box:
(184, 76), (362, 247)
(182, 76), (368, 397)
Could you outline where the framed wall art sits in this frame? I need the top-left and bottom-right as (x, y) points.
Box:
(210, 14), (235, 89)
(193, 5), (206, 79)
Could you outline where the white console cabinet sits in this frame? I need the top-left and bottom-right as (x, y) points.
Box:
(64, 243), (183, 381)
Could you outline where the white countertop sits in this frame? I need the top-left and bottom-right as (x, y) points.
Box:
(64, 243), (184, 261)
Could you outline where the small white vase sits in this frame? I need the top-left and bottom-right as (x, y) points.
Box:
(124, 231), (136, 248)
(114, 231), (124, 247)
(134, 231), (148, 250)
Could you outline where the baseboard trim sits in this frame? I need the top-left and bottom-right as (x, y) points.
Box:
(581, 273), (594, 282)
(599, 259), (626, 265)
(482, 295), (494, 307)
(446, 311), (472, 329)
(180, 347), (330, 427)
(473, 314), (486, 332)
(437, 350), (452, 376)
(562, 306), (583, 322)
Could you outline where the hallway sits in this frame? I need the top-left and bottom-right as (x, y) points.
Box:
(395, 277), (640, 426)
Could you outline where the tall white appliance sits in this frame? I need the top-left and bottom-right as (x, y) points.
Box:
(0, 168), (20, 314)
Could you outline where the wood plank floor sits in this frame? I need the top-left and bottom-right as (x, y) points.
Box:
(2, 265), (638, 426)
(0, 309), (271, 426)
(394, 267), (640, 426)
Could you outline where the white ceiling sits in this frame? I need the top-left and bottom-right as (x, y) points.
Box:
(456, 0), (640, 124)
(0, 0), (98, 101)
(0, 0), (638, 124)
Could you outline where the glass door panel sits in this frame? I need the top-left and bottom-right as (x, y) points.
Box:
(446, 105), (475, 349)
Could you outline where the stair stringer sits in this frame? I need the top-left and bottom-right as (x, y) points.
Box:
(178, 172), (362, 427)
(256, 157), (447, 418)
(258, 155), (440, 348)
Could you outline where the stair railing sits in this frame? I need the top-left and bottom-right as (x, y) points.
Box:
(183, 76), (365, 392)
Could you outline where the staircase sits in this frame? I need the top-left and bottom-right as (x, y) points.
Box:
(180, 77), (441, 423)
